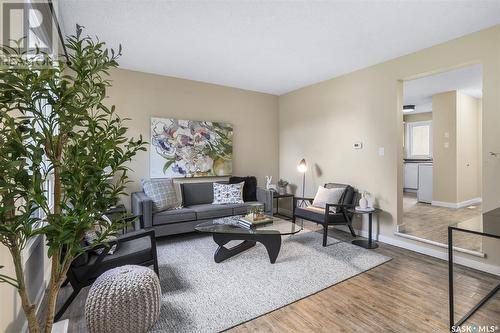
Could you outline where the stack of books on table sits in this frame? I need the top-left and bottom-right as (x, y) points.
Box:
(238, 215), (273, 229)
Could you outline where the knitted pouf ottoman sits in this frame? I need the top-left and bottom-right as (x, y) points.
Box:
(85, 265), (161, 333)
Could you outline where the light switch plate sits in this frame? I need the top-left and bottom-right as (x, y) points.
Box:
(353, 142), (363, 149)
(444, 132), (449, 138)
(378, 147), (385, 156)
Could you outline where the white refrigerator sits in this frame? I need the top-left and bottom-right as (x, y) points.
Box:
(417, 163), (433, 203)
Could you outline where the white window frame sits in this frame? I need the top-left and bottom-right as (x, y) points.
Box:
(406, 120), (433, 159)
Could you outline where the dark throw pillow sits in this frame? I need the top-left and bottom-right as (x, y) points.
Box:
(229, 176), (257, 202)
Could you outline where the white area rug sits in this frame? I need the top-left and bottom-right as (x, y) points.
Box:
(151, 230), (391, 332)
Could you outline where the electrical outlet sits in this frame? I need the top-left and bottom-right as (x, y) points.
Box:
(378, 147), (385, 156)
(353, 142), (363, 149)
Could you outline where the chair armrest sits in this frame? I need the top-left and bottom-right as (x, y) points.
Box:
(117, 229), (155, 242)
(256, 187), (273, 215)
(325, 203), (356, 214)
(92, 229), (156, 266)
(131, 192), (153, 229)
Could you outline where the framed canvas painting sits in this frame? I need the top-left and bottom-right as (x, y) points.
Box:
(150, 117), (233, 178)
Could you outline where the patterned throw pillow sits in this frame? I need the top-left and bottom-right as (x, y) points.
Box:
(142, 178), (181, 212)
(212, 182), (244, 204)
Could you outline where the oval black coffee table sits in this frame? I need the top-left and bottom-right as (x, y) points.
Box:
(195, 216), (302, 264)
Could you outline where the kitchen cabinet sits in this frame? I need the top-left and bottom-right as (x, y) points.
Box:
(417, 164), (433, 203)
(404, 163), (419, 190)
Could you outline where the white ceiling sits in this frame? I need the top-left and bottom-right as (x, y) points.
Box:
(403, 64), (483, 113)
(57, 0), (500, 95)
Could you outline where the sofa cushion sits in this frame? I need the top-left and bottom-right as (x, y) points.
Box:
(181, 182), (214, 206)
(229, 176), (257, 202)
(142, 178), (181, 212)
(312, 186), (344, 213)
(324, 183), (356, 206)
(153, 208), (197, 226)
(212, 182), (244, 204)
(187, 204), (233, 220)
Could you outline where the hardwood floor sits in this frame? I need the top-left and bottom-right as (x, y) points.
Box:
(402, 192), (483, 252)
(55, 222), (499, 333)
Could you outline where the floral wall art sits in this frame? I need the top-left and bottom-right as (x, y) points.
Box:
(150, 117), (233, 178)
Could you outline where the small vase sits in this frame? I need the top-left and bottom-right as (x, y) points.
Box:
(359, 194), (368, 209)
(278, 187), (286, 195)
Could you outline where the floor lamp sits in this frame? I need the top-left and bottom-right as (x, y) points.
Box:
(297, 158), (307, 207)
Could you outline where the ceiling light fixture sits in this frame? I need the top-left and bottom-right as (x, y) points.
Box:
(403, 105), (415, 113)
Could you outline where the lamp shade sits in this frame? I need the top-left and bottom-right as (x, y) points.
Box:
(297, 158), (307, 173)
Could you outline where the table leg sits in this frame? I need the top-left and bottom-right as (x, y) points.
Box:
(368, 213), (372, 247)
(352, 212), (378, 249)
(448, 227), (454, 330)
(213, 238), (256, 263)
(212, 232), (282, 264)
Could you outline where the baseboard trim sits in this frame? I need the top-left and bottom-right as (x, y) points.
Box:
(394, 232), (485, 258)
(332, 225), (500, 276)
(432, 197), (482, 209)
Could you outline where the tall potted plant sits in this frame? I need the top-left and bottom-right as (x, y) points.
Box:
(0, 25), (146, 333)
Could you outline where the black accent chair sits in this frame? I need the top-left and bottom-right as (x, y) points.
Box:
(293, 183), (359, 247)
(55, 224), (159, 321)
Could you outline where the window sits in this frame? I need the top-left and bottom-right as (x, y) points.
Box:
(406, 121), (432, 159)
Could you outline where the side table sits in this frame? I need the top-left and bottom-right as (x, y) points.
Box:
(273, 193), (294, 219)
(348, 208), (381, 249)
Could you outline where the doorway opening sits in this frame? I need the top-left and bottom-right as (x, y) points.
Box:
(399, 64), (483, 253)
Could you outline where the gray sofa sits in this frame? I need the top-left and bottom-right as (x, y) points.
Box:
(131, 181), (273, 237)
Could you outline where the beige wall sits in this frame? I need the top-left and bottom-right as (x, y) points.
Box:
(457, 92), (481, 202)
(432, 91), (458, 203)
(432, 91), (482, 204)
(279, 25), (500, 268)
(106, 69), (280, 208)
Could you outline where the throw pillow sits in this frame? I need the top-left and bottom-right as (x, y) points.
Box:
(312, 186), (345, 213)
(84, 215), (118, 255)
(142, 178), (181, 212)
(229, 176), (257, 202)
(213, 182), (244, 204)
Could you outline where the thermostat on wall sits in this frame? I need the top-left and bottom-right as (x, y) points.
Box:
(353, 142), (363, 149)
